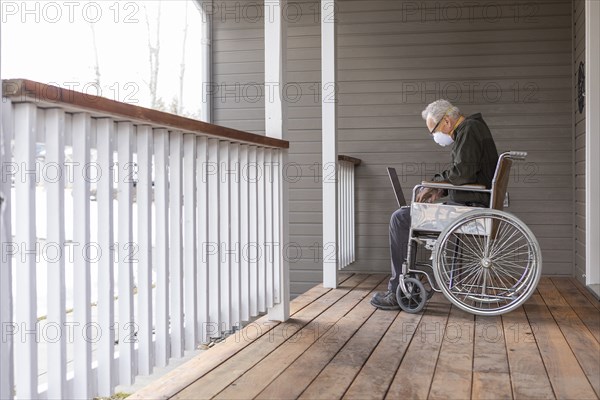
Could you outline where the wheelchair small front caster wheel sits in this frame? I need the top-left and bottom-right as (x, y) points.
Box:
(396, 277), (427, 313)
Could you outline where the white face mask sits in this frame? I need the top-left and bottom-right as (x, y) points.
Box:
(432, 131), (454, 147)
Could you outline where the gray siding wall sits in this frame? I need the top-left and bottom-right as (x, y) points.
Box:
(212, 0), (575, 297)
(338, 0), (573, 277)
(573, 0), (586, 283)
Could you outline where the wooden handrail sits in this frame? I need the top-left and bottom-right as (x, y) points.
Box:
(338, 155), (362, 166)
(2, 79), (289, 149)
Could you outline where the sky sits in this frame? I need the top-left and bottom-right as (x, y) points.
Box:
(1, 0), (204, 117)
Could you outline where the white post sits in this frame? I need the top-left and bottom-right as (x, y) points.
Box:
(0, 23), (12, 400)
(265, 0), (290, 321)
(0, 99), (14, 400)
(239, 145), (251, 322)
(586, 0), (600, 289)
(322, 0), (338, 288)
(199, 0), (213, 123)
(45, 109), (67, 399)
(13, 103), (38, 399)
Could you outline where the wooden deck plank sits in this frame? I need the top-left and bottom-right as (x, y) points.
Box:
(173, 274), (379, 399)
(293, 292), (397, 399)
(537, 278), (600, 397)
(385, 294), (452, 399)
(129, 275), (356, 400)
(550, 277), (600, 343)
(212, 274), (386, 400)
(342, 306), (424, 400)
(471, 315), (512, 400)
(216, 275), (383, 399)
(502, 307), (555, 400)
(524, 294), (598, 400)
(428, 306), (475, 400)
(571, 277), (600, 311)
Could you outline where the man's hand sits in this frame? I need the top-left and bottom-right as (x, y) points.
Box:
(416, 187), (445, 203)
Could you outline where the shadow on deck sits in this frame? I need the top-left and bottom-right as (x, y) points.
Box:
(129, 274), (600, 400)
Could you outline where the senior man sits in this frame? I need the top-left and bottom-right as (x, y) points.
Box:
(371, 99), (499, 310)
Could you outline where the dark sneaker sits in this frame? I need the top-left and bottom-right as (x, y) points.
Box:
(370, 290), (400, 310)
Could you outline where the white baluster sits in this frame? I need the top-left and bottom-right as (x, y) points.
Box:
(153, 128), (170, 367)
(71, 113), (93, 399)
(196, 136), (209, 343)
(257, 147), (266, 313)
(14, 103), (38, 399)
(96, 118), (115, 396)
(272, 149), (281, 305)
(265, 149), (274, 309)
(351, 164), (355, 263)
(0, 99), (14, 400)
(248, 146), (258, 317)
(45, 109), (67, 399)
(169, 131), (184, 358)
(229, 142), (241, 327)
(219, 141), (231, 331)
(239, 145), (250, 322)
(117, 121), (135, 385)
(183, 133), (197, 351)
(207, 139), (221, 336)
(136, 125), (153, 375)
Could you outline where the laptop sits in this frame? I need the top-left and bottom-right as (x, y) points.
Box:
(387, 167), (407, 208)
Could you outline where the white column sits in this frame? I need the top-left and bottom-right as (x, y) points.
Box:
(586, 0), (600, 288)
(0, 99), (14, 400)
(265, 0), (290, 321)
(321, 0), (338, 288)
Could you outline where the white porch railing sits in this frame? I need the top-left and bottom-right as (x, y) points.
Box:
(0, 79), (290, 400)
(337, 155), (361, 269)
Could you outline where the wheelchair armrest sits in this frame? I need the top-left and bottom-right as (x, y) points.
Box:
(419, 181), (490, 193)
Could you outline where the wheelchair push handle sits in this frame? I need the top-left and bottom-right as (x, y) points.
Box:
(508, 151), (527, 160)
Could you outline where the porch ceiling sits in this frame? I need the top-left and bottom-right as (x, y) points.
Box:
(130, 274), (600, 400)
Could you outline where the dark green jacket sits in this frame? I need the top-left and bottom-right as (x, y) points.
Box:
(432, 113), (499, 206)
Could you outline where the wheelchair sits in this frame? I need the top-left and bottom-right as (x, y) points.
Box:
(396, 151), (542, 316)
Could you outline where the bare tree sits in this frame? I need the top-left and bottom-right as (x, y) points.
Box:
(144, 1), (162, 109)
(89, 23), (101, 87)
(178, 1), (189, 115)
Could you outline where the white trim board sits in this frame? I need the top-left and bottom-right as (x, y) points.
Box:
(585, 0), (600, 293)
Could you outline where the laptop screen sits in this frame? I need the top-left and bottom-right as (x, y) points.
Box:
(387, 167), (407, 208)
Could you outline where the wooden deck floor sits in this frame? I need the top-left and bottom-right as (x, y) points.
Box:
(129, 274), (600, 400)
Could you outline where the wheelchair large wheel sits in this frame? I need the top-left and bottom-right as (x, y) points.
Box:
(433, 209), (542, 316)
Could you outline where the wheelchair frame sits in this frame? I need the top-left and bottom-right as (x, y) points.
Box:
(397, 151), (543, 316)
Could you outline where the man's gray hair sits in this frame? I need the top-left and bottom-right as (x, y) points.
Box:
(421, 99), (461, 123)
